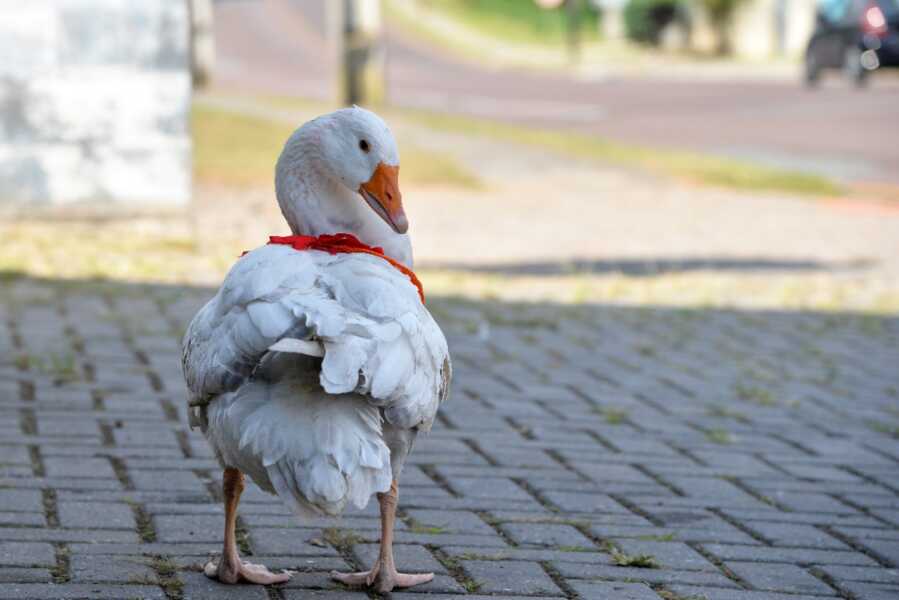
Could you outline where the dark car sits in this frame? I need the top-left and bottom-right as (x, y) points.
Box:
(805, 0), (899, 86)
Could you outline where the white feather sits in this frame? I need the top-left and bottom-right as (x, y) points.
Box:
(268, 338), (325, 357)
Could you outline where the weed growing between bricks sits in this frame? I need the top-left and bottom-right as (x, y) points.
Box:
(149, 555), (183, 600)
(429, 546), (483, 593)
(604, 542), (660, 568)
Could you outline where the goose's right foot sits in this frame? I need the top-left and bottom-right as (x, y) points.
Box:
(207, 467), (292, 585)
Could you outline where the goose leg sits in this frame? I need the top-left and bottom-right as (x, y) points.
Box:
(331, 479), (434, 592)
(204, 468), (292, 585)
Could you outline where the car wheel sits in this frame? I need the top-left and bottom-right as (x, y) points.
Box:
(844, 46), (868, 88)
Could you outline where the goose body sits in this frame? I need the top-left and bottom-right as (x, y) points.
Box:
(183, 244), (450, 514)
(181, 107), (451, 590)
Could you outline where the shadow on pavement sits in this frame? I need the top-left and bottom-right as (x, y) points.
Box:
(419, 257), (876, 277)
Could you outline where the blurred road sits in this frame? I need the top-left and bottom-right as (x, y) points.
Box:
(213, 0), (899, 185)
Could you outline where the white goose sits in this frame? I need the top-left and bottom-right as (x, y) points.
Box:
(182, 107), (451, 592)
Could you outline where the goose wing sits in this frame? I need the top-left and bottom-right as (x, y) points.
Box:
(182, 243), (450, 429)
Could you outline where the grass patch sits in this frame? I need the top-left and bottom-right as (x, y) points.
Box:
(594, 406), (630, 425)
(734, 382), (777, 406)
(433, 549), (484, 593)
(410, 0), (600, 46)
(705, 428), (735, 445)
(126, 501), (157, 544)
(404, 110), (844, 198)
(0, 221), (237, 283)
(606, 543), (660, 568)
(22, 352), (81, 383)
(49, 545), (70, 583)
(457, 551), (508, 561)
(322, 527), (365, 551)
(558, 545), (596, 553)
(866, 420), (899, 438)
(193, 103), (482, 189)
(706, 405), (748, 422)
(149, 555), (183, 600)
(192, 103), (286, 187)
(657, 591), (708, 600)
(636, 533), (677, 542)
(408, 523), (448, 535)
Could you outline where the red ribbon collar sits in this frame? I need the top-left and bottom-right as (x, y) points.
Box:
(262, 234), (424, 303)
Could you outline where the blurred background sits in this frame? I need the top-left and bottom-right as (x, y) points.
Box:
(1, 0), (898, 308)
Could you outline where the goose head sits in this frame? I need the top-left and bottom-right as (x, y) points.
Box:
(275, 107), (412, 264)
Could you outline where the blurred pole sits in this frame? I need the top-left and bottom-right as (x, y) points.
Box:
(333, 0), (385, 107)
(188, 0), (215, 88)
(565, 0), (582, 64)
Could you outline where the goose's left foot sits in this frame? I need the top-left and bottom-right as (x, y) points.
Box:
(205, 556), (292, 585)
(331, 563), (433, 592)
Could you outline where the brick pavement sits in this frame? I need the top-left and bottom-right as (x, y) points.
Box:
(1, 276), (898, 599)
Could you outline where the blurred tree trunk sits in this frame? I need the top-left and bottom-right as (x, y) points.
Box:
(700, 0), (744, 55)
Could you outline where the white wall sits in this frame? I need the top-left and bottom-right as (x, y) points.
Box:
(0, 0), (192, 209)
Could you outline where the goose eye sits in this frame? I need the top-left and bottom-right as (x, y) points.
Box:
(359, 139), (370, 153)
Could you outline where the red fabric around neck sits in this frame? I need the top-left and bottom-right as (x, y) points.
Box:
(265, 233), (424, 303)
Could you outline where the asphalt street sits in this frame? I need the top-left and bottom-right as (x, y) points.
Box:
(212, 0), (899, 184)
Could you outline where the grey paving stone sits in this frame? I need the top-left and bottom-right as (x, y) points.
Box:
(740, 521), (851, 550)
(153, 514), (221, 543)
(0, 511), (44, 527)
(0, 446), (30, 465)
(130, 469), (205, 491)
(859, 538), (899, 567)
(835, 581), (899, 600)
(0, 583), (167, 599)
(247, 527), (344, 556)
(817, 564), (899, 585)
(0, 567), (53, 583)
(461, 560), (563, 596)
(725, 561), (836, 595)
(404, 508), (496, 535)
(614, 540), (717, 571)
(701, 543), (879, 566)
(68, 554), (155, 583)
(283, 589), (395, 599)
(57, 501), (136, 530)
(540, 491), (630, 514)
(443, 544), (612, 564)
(446, 476), (534, 501)
(568, 580), (663, 600)
(0, 542), (55, 567)
(665, 585), (836, 600)
(43, 457), (116, 479)
(0, 489), (43, 512)
(553, 561), (738, 587)
(502, 522), (596, 548)
(0, 528), (139, 544)
(179, 571), (270, 599)
(352, 543), (447, 574)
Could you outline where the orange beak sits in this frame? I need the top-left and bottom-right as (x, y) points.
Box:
(359, 162), (407, 234)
